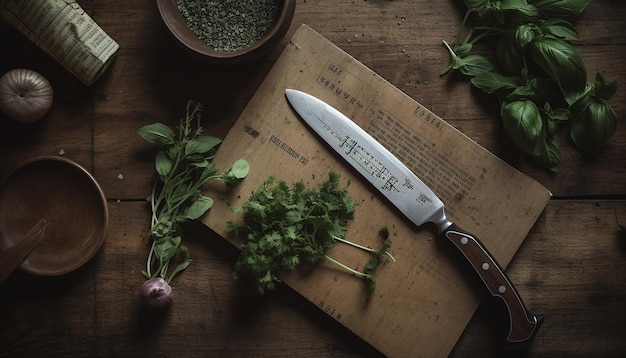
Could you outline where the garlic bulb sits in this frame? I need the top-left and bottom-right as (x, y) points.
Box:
(0, 69), (53, 123)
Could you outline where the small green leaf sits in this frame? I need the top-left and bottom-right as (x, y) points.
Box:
(137, 123), (175, 145)
(154, 236), (182, 262)
(231, 159), (250, 179)
(533, 0), (589, 19)
(535, 129), (561, 172)
(191, 159), (210, 168)
(542, 102), (570, 136)
(570, 96), (617, 158)
(185, 195), (214, 219)
(185, 136), (222, 155)
(515, 24), (536, 48)
(496, 33), (524, 75)
(471, 71), (520, 94)
(459, 55), (493, 76)
(454, 42), (473, 57)
(168, 245), (192, 282)
(539, 19), (579, 41)
(155, 150), (173, 177)
(501, 100), (543, 156)
(594, 72), (618, 101)
(505, 85), (537, 102)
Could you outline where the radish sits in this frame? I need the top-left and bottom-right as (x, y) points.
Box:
(139, 277), (173, 311)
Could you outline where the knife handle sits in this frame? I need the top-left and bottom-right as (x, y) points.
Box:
(441, 223), (543, 347)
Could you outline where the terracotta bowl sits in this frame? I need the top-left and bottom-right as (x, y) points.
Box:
(156, 0), (296, 64)
(0, 157), (108, 276)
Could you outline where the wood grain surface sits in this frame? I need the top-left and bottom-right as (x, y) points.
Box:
(1, 1), (625, 357)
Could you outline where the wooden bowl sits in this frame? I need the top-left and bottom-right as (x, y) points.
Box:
(0, 157), (108, 276)
(156, 0), (296, 64)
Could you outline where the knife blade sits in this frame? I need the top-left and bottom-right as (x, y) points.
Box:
(285, 88), (542, 347)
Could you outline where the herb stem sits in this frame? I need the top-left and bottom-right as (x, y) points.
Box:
(332, 235), (396, 261)
(461, 25), (473, 46)
(467, 27), (507, 44)
(146, 239), (156, 278)
(324, 254), (370, 278)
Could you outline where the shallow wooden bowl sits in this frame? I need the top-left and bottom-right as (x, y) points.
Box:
(156, 0), (296, 64)
(0, 156), (108, 276)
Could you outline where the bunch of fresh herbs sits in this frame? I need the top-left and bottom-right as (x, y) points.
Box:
(137, 101), (249, 285)
(227, 172), (394, 295)
(440, 0), (617, 171)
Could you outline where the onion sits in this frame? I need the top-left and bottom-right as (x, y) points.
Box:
(0, 68), (53, 123)
(139, 277), (173, 311)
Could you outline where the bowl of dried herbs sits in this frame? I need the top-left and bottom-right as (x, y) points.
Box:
(157, 0), (296, 64)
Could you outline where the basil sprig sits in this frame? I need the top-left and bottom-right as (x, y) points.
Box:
(441, 0), (617, 171)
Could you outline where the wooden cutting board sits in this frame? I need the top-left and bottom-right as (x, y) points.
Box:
(203, 24), (551, 358)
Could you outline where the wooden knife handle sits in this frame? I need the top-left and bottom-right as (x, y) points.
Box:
(441, 223), (543, 347)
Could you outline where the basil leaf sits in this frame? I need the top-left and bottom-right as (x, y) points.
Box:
(496, 33), (524, 75)
(529, 37), (587, 104)
(539, 19), (579, 41)
(471, 71), (521, 94)
(500, 0), (539, 18)
(594, 72), (617, 101)
(459, 55), (493, 76)
(533, 0), (589, 19)
(501, 100), (543, 156)
(570, 97), (617, 157)
(515, 24), (536, 48)
(454, 42), (474, 57)
(137, 123), (175, 145)
(535, 131), (560, 172)
(505, 85), (537, 102)
(542, 102), (570, 136)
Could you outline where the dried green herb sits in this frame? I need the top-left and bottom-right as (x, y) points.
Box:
(177, 0), (279, 52)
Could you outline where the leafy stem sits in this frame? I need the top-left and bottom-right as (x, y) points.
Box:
(138, 101), (250, 284)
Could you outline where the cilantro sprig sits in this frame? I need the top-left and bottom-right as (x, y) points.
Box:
(228, 172), (394, 295)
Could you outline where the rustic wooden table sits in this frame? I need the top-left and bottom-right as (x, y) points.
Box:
(1, 1), (624, 357)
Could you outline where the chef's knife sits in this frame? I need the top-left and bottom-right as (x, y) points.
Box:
(285, 88), (542, 347)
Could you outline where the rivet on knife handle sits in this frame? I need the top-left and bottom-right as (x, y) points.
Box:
(443, 223), (543, 345)
(285, 88), (543, 348)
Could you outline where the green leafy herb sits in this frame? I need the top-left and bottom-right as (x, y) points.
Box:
(228, 173), (394, 295)
(441, 0), (617, 171)
(569, 73), (619, 158)
(138, 101), (250, 284)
